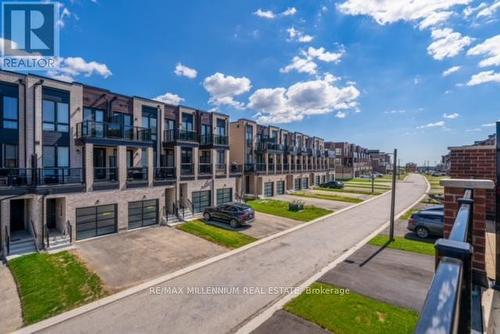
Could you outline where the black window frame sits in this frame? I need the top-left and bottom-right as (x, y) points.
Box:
(216, 188), (232, 205)
(42, 88), (70, 133)
(128, 199), (158, 230)
(76, 204), (117, 240)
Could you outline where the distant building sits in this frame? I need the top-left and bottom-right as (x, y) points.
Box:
(325, 142), (372, 179)
(405, 162), (418, 173)
(368, 149), (391, 174)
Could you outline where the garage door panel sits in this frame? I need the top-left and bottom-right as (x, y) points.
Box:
(192, 191), (211, 213)
(128, 199), (158, 230)
(217, 188), (232, 205)
(76, 204), (117, 240)
(276, 181), (285, 195)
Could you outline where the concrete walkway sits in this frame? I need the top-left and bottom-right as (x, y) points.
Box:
(0, 264), (22, 333)
(33, 174), (427, 334)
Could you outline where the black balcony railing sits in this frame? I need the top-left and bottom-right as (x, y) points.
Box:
(164, 129), (198, 143)
(256, 163), (266, 173)
(215, 163), (226, 174)
(77, 120), (152, 142)
(0, 168), (34, 186)
(181, 163), (194, 176)
(285, 146), (299, 155)
(200, 134), (229, 146)
(199, 163), (212, 175)
(154, 167), (175, 180)
(283, 164), (290, 171)
(276, 164), (283, 173)
(36, 168), (84, 185)
(94, 167), (118, 183)
(268, 164), (276, 174)
(230, 164), (242, 175)
(244, 163), (255, 173)
(214, 134), (228, 145)
(127, 167), (148, 182)
(416, 189), (482, 334)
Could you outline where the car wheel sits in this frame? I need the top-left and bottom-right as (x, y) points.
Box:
(203, 212), (211, 221)
(416, 226), (429, 239)
(230, 219), (239, 228)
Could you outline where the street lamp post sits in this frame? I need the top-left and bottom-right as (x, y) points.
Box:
(389, 148), (397, 241)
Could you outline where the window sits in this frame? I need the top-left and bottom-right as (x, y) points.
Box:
(216, 188), (232, 205)
(217, 150), (225, 164)
(216, 119), (226, 136)
(181, 148), (192, 164)
(3, 96), (18, 129)
(43, 146), (69, 168)
(199, 150), (211, 164)
(245, 125), (253, 143)
(3, 144), (18, 168)
(142, 107), (157, 140)
(43, 99), (69, 132)
(182, 113), (194, 131)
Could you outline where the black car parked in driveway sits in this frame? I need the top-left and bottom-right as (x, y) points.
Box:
(407, 210), (444, 239)
(203, 203), (255, 228)
(320, 180), (344, 189)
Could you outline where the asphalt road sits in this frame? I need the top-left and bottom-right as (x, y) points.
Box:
(36, 174), (428, 334)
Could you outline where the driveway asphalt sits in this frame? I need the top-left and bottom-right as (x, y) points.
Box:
(0, 264), (22, 333)
(34, 174), (428, 334)
(207, 212), (303, 239)
(252, 310), (330, 334)
(73, 226), (226, 292)
(318, 244), (434, 311)
(274, 194), (352, 211)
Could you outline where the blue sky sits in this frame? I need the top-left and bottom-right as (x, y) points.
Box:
(14, 0), (500, 164)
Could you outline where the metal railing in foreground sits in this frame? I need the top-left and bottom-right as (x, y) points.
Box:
(416, 189), (482, 334)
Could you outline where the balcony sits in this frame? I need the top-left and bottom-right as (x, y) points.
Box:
(93, 167), (119, 190)
(256, 141), (284, 153)
(230, 164), (242, 176)
(164, 129), (198, 145)
(215, 163), (227, 177)
(127, 167), (148, 188)
(76, 121), (153, 146)
(198, 163), (212, 179)
(244, 163), (255, 173)
(256, 163), (266, 174)
(276, 164), (283, 174)
(0, 168), (84, 195)
(153, 167), (176, 186)
(180, 163), (195, 179)
(268, 164), (276, 174)
(285, 146), (299, 155)
(200, 134), (229, 147)
(306, 148), (314, 156)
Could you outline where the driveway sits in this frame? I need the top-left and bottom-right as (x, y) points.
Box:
(319, 244), (434, 311)
(207, 212), (303, 239)
(0, 264), (22, 333)
(73, 226), (226, 292)
(33, 174), (428, 334)
(275, 194), (353, 211)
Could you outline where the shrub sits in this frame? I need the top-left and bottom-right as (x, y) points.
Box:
(289, 200), (305, 212)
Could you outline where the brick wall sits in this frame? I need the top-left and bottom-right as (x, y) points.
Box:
(444, 145), (496, 283)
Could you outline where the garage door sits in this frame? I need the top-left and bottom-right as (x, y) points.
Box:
(264, 182), (274, 197)
(316, 176), (320, 185)
(294, 178), (301, 190)
(192, 190), (211, 213)
(276, 181), (285, 195)
(217, 188), (232, 205)
(128, 199), (158, 230)
(302, 178), (309, 189)
(76, 204), (117, 240)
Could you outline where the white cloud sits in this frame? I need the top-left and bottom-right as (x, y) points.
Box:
(174, 63), (198, 79)
(154, 92), (184, 105)
(477, 1), (500, 18)
(287, 27), (314, 43)
(57, 6), (72, 28)
(442, 65), (462, 76)
(427, 28), (472, 60)
(466, 128), (482, 132)
(467, 35), (500, 67)
(282, 7), (297, 16)
(418, 11), (453, 30)
(417, 121), (446, 129)
(254, 9), (276, 19)
(335, 111), (347, 118)
(47, 57), (112, 82)
(467, 70), (500, 85)
(463, 3), (488, 17)
(482, 122), (497, 127)
(337, 0), (471, 26)
(203, 72), (252, 108)
(280, 56), (318, 74)
(384, 109), (406, 114)
(307, 47), (344, 63)
(248, 76), (360, 123)
(443, 112), (460, 119)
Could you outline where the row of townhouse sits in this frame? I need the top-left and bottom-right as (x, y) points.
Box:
(367, 149), (392, 174)
(326, 142), (372, 179)
(0, 70), (335, 256)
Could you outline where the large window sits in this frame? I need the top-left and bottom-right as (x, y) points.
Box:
(142, 107), (157, 140)
(217, 150), (225, 164)
(216, 119), (226, 136)
(43, 146), (69, 168)
(3, 96), (18, 129)
(2, 144), (18, 168)
(128, 199), (158, 229)
(43, 99), (69, 132)
(181, 113), (194, 131)
(245, 125), (253, 143)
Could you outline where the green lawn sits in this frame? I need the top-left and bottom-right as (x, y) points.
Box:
(9, 252), (106, 325)
(291, 191), (363, 204)
(369, 235), (435, 256)
(246, 199), (332, 222)
(315, 186), (385, 195)
(177, 220), (257, 249)
(285, 282), (419, 334)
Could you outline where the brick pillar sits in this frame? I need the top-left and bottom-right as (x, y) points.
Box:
(442, 179), (495, 284)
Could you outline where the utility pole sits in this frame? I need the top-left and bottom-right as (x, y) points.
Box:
(371, 173), (374, 194)
(389, 149), (397, 241)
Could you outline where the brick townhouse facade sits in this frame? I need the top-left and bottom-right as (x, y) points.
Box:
(326, 142), (372, 179)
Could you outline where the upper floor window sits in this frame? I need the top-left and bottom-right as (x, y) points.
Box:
(43, 145), (69, 168)
(216, 119), (226, 136)
(43, 99), (69, 132)
(181, 113), (194, 132)
(2, 96), (18, 129)
(84, 108), (105, 123)
(245, 125), (253, 142)
(2, 144), (18, 168)
(142, 107), (157, 140)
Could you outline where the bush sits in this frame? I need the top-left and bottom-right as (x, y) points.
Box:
(289, 200), (305, 212)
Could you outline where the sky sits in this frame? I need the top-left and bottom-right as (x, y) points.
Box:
(6, 0), (500, 165)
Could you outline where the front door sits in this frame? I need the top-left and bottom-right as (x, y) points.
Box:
(10, 199), (25, 231)
(46, 199), (57, 229)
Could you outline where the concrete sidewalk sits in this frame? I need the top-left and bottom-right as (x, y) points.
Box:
(0, 264), (22, 333)
(30, 174), (428, 334)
